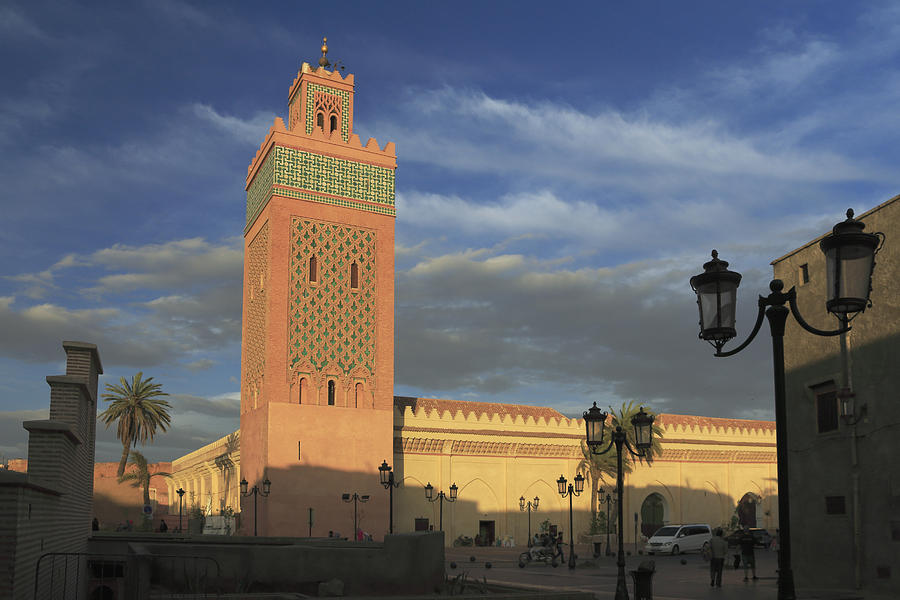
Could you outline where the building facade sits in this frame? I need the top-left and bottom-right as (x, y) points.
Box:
(239, 48), (397, 537)
(772, 195), (900, 595)
(167, 51), (781, 546)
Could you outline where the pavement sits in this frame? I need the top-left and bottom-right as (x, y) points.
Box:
(445, 543), (872, 600)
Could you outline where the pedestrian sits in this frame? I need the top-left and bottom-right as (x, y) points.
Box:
(738, 526), (757, 581)
(91, 517), (99, 531)
(555, 532), (565, 563)
(328, 530), (334, 538)
(709, 528), (728, 588)
(159, 519), (168, 533)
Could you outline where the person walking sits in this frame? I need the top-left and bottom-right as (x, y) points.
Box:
(555, 532), (565, 563)
(738, 526), (757, 581)
(709, 528), (728, 587)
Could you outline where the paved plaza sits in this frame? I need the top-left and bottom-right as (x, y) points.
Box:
(444, 544), (870, 600)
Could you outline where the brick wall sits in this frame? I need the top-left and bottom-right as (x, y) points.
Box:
(0, 341), (102, 599)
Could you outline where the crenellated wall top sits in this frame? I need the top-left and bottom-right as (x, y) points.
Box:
(247, 117), (396, 183)
(393, 396), (777, 443)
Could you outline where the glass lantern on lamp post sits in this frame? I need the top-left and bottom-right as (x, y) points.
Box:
(689, 209), (882, 600)
(557, 473), (585, 570)
(519, 495), (539, 546)
(584, 402), (655, 600)
(240, 477), (271, 537)
(424, 482), (457, 533)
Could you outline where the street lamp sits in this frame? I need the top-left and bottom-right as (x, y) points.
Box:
(341, 492), (370, 540)
(424, 482), (457, 532)
(598, 487), (617, 556)
(557, 474), (585, 570)
(176, 488), (185, 533)
(689, 209), (882, 600)
(240, 477), (271, 537)
(519, 495), (539, 546)
(584, 402), (655, 600)
(378, 459), (401, 534)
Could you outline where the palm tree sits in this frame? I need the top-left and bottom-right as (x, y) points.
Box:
(119, 450), (172, 507)
(578, 401), (664, 523)
(98, 372), (171, 478)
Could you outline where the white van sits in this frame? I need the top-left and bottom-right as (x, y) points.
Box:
(644, 524), (711, 555)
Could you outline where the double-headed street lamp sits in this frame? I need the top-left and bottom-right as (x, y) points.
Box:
(598, 487), (617, 556)
(176, 488), (185, 533)
(342, 492), (370, 540)
(424, 482), (457, 532)
(557, 474), (585, 570)
(689, 209), (882, 600)
(378, 459), (401, 534)
(240, 477), (271, 537)
(519, 496), (539, 546)
(584, 404), (656, 600)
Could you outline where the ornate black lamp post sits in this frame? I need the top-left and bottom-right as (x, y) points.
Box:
(342, 492), (370, 540)
(378, 459), (401, 534)
(584, 403), (655, 600)
(689, 209), (882, 600)
(519, 495), (539, 546)
(557, 474), (585, 570)
(176, 488), (185, 533)
(424, 482), (457, 532)
(598, 487), (617, 556)
(240, 477), (271, 537)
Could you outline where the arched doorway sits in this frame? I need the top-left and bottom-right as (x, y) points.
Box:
(640, 493), (666, 538)
(738, 492), (759, 528)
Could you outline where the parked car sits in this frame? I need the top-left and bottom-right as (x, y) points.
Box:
(725, 528), (773, 549)
(644, 524), (712, 555)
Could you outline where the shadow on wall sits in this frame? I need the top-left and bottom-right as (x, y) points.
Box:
(217, 460), (779, 549)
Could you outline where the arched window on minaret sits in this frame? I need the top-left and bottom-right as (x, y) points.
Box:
(309, 256), (317, 283)
(299, 377), (308, 404)
(327, 380), (335, 406)
(350, 262), (359, 289)
(354, 382), (363, 408)
(330, 114), (338, 133)
(316, 112), (325, 132)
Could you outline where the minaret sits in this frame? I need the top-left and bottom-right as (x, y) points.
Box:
(240, 39), (396, 537)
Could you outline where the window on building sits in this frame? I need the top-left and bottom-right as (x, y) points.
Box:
(316, 112), (324, 131)
(355, 382), (363, 408)
(817, 389), (839, 433)
(825, 496), (846, 515)
(350, 262), (359, 289)
(327, 380), (335, 406)
(299, 377), (308, 404)
(298, 441), (302, 460)
(330, 114), (338, 133)
(309, 256), (317, 283)
(799, 263), (810, 285)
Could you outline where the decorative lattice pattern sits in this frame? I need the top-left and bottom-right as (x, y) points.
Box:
(246, 150), (275, 226)
(244, 222), (269, 404)
(274, 146), (394, 207)
(246, 146), (396, 230)
(288, 218), (376, 384)
(305, 83), (350, 140)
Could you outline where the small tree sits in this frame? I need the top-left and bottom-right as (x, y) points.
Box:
(119, 450), (171, 524)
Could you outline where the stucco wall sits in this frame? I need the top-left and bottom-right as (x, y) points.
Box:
(773, 195), (900, 595)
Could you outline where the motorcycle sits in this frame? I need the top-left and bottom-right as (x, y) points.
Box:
(518, 543), (559, 568)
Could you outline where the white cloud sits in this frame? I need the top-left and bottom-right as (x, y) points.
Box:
(191, 104), (279, 146)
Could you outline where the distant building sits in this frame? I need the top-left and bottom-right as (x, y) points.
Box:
(772, 194), (900, 595)
(168, 52), (781, 546)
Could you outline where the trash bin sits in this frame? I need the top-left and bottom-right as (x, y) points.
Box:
(629, 560), (655, 600)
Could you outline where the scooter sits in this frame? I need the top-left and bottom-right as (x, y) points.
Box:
(518, 543), (559, 568)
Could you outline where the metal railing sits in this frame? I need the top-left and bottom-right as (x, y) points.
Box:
(34, 552), (221, 599)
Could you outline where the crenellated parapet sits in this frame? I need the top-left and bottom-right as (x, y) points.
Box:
(392, 396), (778, 464)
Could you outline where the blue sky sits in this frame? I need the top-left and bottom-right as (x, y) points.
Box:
(1, 1), (898, 462)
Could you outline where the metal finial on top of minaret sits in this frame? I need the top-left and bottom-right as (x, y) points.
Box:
(318, 37), (329, 67)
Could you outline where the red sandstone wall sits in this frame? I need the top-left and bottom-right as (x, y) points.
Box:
(9, 460), (173, 530)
